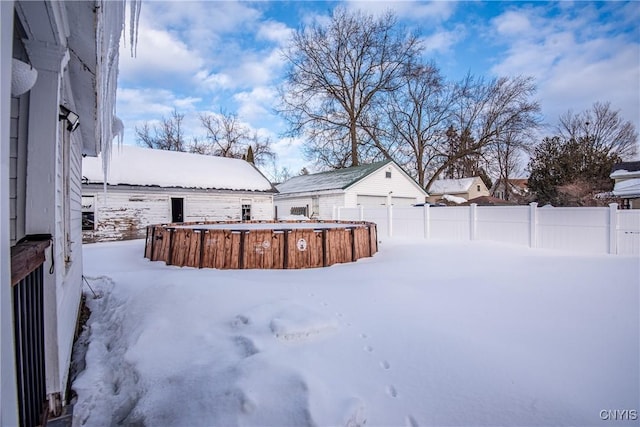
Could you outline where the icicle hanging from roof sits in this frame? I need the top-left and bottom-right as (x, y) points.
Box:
(95, 0), (141, 185)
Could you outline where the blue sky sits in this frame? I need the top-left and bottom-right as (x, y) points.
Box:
(116, 1), (640, 177)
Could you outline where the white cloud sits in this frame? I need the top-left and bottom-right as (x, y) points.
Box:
(234, 86), (278, 122)
(346, 0), (456, 22)
(118, 25), (204, 84)
(489, 5), (640, 131)
(421, 26), (465, 55)
(492, 10), (533, 36)
(257, 21), (293, 44)
(195, 70), (234, 91)
(116, 88), (203, 145)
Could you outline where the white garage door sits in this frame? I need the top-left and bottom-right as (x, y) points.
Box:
(357, 195), (387, 207)
(391, 197), (417, 206)
(356, 195), (417, 207)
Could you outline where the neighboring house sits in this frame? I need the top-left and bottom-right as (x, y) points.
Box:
(611, 161), (640, 209)
(427, 176), (490, 204)
(1, 1), (129, 425)
(491, 178), (529, 202)
(274, 160), (427, 219)
(82, 145), (278, 242)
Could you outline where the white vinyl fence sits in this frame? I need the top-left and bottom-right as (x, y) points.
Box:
(337, 203), (640, 256)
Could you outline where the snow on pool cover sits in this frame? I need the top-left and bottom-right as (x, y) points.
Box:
(174, 222), (365, 230)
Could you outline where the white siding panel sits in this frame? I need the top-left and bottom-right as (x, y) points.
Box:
(274, 196), (312, 219)
(274, 193), (344, 220)
(348, 163), (425, 206)
(55, 128), (85, 399)
(9, 96), (18, 244)
(83, 188), (275, 242)
(186, 194), (273, 222)
(318, 193), (344, 219)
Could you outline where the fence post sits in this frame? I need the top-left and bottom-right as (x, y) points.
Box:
(469, 203), (477, 240)
(529, 202), (538, 248)
(423, 204), (430, 240)
(609, 203), (618, 255)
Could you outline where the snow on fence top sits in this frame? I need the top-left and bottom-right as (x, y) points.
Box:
(82, 145), (276, 192)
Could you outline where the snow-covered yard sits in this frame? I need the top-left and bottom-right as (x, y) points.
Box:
(73, 239), (639, 426)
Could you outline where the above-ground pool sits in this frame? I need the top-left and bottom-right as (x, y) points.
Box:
(144, 221), (378, 269)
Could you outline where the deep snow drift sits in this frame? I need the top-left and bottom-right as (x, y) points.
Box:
(73, 239), (639, 426)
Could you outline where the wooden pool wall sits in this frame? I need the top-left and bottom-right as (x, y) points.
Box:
(144, 221), (378, 269)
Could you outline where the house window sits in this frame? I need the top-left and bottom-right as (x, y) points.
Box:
(242, 204), (251, 221)
(385, 171), (392, 178)
(82, 196), (95, 231)
(290, 206), (307, 216)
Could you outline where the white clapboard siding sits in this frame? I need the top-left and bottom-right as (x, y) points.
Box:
(9, 95), (27, 244)
(83, 188), (274, 242)
(346, 162), (425, 207)
(274, 195), (312, 219)
(274, 162), (426, 221)
(54, 128), (85, 396)
(274, 192), (345, 220)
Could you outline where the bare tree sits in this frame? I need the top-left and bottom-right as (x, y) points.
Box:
(424, 74), (541, 191)
(136, 109), (187, 151)
(279, 7), (421, 168)
(197, 111), (248, 157)
(557, 101), (638, 159)
(488, 129), (530, 201)
(195, 111), (275, 166)
(384, 62), (454, 186)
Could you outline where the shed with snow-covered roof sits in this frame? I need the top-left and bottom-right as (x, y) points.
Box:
(274, 160), (427, 219)
(611, 161), (640, 209)
(82, 145), (278, 242)
(427, 176), (490, 204)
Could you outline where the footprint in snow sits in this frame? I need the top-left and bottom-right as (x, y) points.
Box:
(380, 360), (390, 370)
(406, 415), (419, 427)
(360, 333), (367, 339)
(386, 385), (398, 398)
(232, 336), (259, 358)
(364, 345), (373, 353)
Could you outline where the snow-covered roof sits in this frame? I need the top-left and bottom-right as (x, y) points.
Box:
(611, 161), (640, 179)
(442, 194), (467, 204)
(82, 145), (276, 192)
(429, 177), (477, 195)
(613, 178), (640, 198)
(276, 160), (391, 195)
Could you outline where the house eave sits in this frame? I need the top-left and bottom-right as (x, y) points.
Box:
(274, 189), (345, 199)
(82, 182), (278, 195)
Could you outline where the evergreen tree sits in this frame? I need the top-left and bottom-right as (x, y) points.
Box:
(528, 136), (620, 206)
(246, 145), (255, 164)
